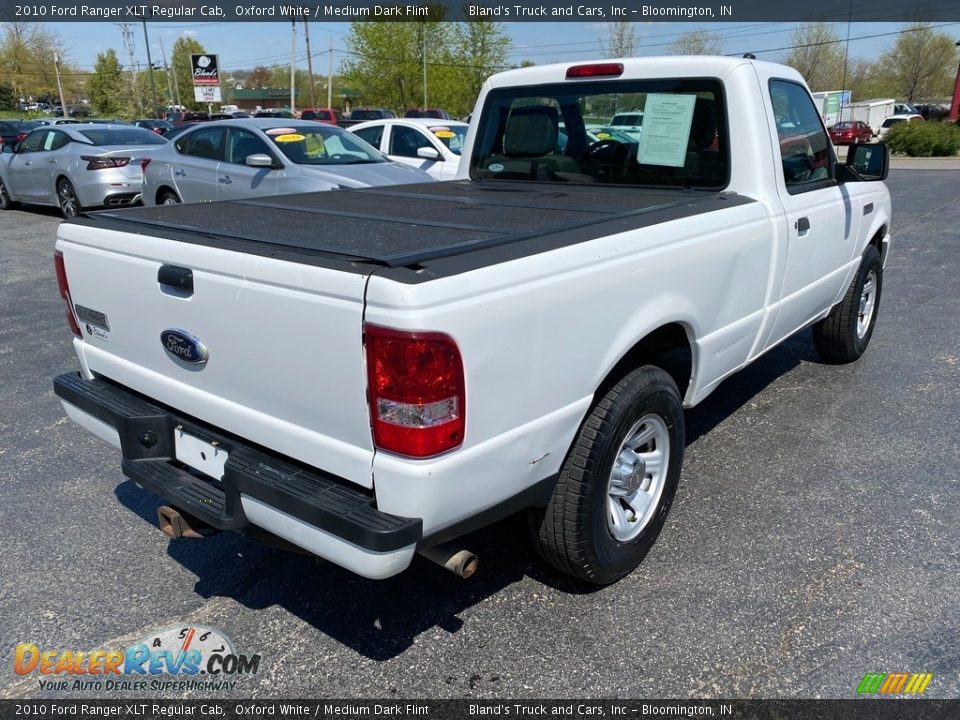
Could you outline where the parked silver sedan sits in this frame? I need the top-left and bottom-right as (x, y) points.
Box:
(141, 118), (433, 206)
(0, 124), (166, 218)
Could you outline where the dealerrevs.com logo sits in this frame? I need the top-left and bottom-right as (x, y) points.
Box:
(14, 625), (260, 692)
(856, 672), (934, 695)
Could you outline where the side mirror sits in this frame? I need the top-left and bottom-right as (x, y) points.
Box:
(245, 153), (274, 168)
(842, 142), (889, 182)
(416, 146), (441, 161)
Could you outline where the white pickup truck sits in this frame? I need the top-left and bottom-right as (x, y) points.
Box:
(53, 57), (891, 585)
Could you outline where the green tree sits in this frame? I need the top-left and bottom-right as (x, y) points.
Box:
(340, 21), (506, 117)
(170, 36), (207, 110)
(0, 22), (80, 104)
(245, 65), (272, 89)
(0, 83), (14, 110)
(781, 22), (847, 91)
(88, 49), (124, 116)
(451, 21), (510, 115)
(667, 30), (723, 55)
(879, 23), (958, 102)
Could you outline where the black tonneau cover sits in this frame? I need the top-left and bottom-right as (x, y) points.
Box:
(75, 181), (753, 276)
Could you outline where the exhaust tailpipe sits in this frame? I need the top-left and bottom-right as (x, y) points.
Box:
(419, 542), (478, 579)
(157, 505), (214, 539)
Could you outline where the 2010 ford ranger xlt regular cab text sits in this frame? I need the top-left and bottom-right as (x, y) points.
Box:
(53, 57), (891, 585)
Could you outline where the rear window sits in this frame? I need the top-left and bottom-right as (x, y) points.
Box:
(881, 118), (904, 128)
(78, 128), (167, 145)
(470, 78), (728, 189)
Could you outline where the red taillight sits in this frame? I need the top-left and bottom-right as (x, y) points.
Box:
(81, 155), (130, 171)
(15, 133), (26, 143)
(53, 250), (81, 338)
(365, 325), (465, 458)
(140, 158), (152, 172)
(566, 63), (624, 79)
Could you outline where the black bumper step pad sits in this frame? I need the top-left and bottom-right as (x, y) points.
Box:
(54, 373), (422, 550)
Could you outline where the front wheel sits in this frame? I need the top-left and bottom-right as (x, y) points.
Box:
(529, 366), (685, 585)
(57, 178), (82, 219)
(812, 245), (883, 363)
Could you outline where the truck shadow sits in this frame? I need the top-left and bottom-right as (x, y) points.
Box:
(113, 330), (819, 661)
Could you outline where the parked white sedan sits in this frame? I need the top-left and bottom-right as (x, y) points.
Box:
(141, 118), (433, 206)
(349, 118), (469, 181)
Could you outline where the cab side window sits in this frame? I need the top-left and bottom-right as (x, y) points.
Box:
(353, 125), (383, 149)
(225, 128), (271, 165)
(19, 131), (47, 153)
(390, 126), (430, 158)
(176, 127), (226, 161)
(769, 80), (833, 191)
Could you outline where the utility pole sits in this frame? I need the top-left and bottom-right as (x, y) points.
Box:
(159, 36), (180, 108)
(289, 20), (296, 114)
(142, 20), (159, 118)
(53, 53), (68, 117)
(327, 37), (333, 110)
(116, 24), (140, 116)
(950, 39), (960, 123)
(303, 20), (315, 108)
(421, 24), (427, 109)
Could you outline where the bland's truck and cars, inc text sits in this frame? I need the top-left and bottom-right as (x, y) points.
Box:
(51, 57), (891, 585)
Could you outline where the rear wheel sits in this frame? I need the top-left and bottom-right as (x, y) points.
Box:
(529, 366), (685, 585)
(813, 245), (882, 363)
(0, 176), (17, 210)
(57, 178), (82, 219)
(159, 190), (180, 205)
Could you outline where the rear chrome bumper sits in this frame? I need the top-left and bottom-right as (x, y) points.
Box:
(53, 372), (421, 578)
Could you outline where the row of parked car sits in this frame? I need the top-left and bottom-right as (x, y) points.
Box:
(0, 115), (470, 218)
(827, 113), (927, 145)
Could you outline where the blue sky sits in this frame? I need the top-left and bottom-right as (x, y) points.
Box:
(47, 21), (959, 77)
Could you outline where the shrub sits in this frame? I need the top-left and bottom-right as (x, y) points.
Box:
(883, 121), (960, 157)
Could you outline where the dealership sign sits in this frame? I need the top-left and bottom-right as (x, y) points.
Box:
(194, 86), (223, 103)
(190, 54), (220, 86)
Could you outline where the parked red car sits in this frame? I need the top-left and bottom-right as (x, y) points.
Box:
(828, 121), (873, 145)
(299, 108), (343, 124)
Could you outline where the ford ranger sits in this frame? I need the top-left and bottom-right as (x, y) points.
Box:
(52, 58), (891, 585)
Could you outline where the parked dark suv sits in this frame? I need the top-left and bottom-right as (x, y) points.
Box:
(166, 111), (210, 125)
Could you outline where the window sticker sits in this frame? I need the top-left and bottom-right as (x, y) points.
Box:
(273, 134), (306, 143)
(433, 130), (455, 139)
(637, 94), (697, 168)
(265, 128), (296, 136)
(43, 133), (55, 151)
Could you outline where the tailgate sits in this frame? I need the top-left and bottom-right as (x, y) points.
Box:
(56, 220), (376, 488)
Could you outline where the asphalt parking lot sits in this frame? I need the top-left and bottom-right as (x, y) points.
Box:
(1, 171), (958, 700)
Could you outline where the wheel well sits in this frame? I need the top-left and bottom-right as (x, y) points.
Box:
(869, 224), (887, 265)
(156, 186), (178, 204)
(595, 323), (693, 404)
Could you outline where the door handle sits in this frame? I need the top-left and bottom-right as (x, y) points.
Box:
(158, 264), (193, 297)
(23, 160), (31, 166)
(218, 176), (232, 184)
(49, 159), (57, 164)
(173, 169), (186, 177)
(795, 216), (810, 235)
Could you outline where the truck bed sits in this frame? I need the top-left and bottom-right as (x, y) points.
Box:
(73, 181), (753, 277)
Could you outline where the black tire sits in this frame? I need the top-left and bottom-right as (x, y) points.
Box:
(158, 190), (181, 205)
(56, 178), (82, 219)
(0, 176), (18, 210)
(812, 245), (882, 363)
(529, 366), (685, 585)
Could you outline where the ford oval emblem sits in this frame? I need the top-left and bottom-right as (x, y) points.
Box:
(160, 329), (208, 366)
